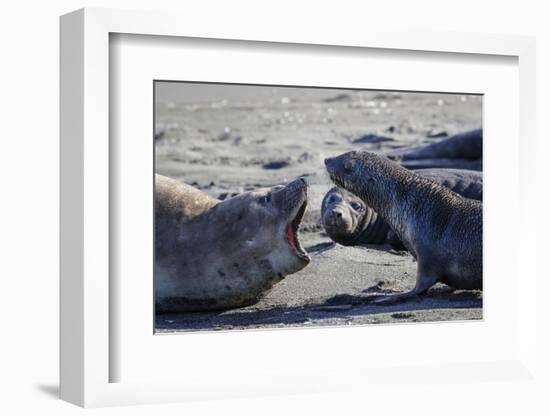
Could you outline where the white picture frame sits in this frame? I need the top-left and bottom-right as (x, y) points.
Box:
(60, 7), (538, 408)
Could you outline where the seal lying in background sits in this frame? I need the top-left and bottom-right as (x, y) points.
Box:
(155, 175), (310, 312)
(386, 129), (482, 171)
(325, 151), (482, 304)
(321, 168), (482, 247)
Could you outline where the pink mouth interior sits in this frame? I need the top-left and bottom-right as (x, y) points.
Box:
(287, 224), (298, 250)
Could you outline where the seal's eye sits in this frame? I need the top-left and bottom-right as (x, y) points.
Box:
(343, 159), (355, 174)
(350, 201), (362, 211)
(327, 195), (340, 204)
(260, 194), (271, 205)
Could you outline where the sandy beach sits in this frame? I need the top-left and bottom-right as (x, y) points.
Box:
(154, 83), (483, 332)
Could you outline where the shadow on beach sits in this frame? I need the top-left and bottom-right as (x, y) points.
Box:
(156, 289), (482, 332)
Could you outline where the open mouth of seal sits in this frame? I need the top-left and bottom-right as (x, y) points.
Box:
(286, 200), (309, 261)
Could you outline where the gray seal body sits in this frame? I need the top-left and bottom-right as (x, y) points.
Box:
(324, 151), (482, 303)
(387, 129), (482, 171)
(155, 175), (310, 312)
(321, 168), (482, 248)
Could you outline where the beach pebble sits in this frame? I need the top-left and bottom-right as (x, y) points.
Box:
(352, 133), (395, 144)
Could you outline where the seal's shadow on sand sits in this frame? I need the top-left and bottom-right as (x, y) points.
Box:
(156, 287), (482, 332)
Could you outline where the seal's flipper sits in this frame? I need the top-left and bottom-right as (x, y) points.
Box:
(370, 273), (438, 305)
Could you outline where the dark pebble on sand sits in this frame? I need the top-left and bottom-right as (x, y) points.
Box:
(391, 312), (415, 319)
(263, 160), (290, 170)
(353, 134), (395, 144)
(154, 129), (166, 141)
(322, 93), (351, 103)
(216, 132), (231, 141)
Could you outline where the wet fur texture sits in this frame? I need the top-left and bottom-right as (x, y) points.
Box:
(325, 151), (482, 302)
(321, 168), (482, 248)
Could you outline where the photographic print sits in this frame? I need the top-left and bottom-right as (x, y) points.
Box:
(154, 82), (482, 332)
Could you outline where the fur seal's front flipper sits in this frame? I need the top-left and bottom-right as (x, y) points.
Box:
(371, 270), (439, 305)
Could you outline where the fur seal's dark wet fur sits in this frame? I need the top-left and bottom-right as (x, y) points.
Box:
(325, 151), (482, 303)
(321, 168), (482, 248)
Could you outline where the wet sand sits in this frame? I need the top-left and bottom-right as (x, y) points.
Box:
(154, 83), (483, 332)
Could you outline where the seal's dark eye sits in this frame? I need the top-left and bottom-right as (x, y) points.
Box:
(327, 195), (338, 204)
(343, 159), (355, 174)
(350, 201), (362, 211)
(260, 194), (271, 205)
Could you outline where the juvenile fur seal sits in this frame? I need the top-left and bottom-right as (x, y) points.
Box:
(324, 151), (482, 303)
(321, 168), (482, 247)
(155, 175), (310, 312)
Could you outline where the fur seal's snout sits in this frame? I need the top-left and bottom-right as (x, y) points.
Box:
(324, 156), (337, 174)
(324, 157), (340, 184)
(324, 152), (361, 189)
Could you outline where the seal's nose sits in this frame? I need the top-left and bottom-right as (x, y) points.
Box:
(330, 208), (344, 225)
(286, 177), (308, 194)
(324, 157), (338, 174)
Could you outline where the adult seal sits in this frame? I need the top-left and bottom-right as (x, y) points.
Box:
(324, 151), (482, 303)
(386, 129), (482, 171)
(155, 174), (310, 312)
(321, 168), (482, 247)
